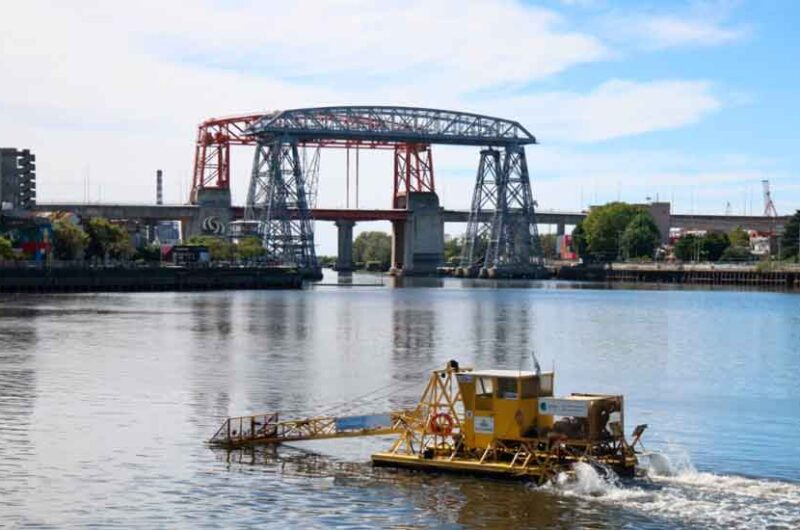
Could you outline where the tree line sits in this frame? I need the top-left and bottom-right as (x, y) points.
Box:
(5, 207), (799, 265)
(439, 203), (800, 264)
(34, 218), (134, 261)
(571, 203), (800, 263)
(317, 231), (393, 270)
(571, 202), (661, 261)
(183, 235), (265, 261)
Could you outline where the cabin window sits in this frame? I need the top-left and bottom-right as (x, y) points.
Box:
(540, 374), (553, 395)
(520, 378), (539, 398)
(476, 377), (494, 397)
(475, 377), (494, 411)
(497, 378), (518, 399)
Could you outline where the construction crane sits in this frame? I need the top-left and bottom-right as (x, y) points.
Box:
(762, 179), (778, 241)
(763, 179), (778, 217)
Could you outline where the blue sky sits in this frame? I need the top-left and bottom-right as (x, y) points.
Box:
(1, 0), (797, 252)
(550, 1), (799, 161)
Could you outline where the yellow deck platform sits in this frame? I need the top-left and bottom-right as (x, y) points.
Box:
(371, 451), (638, 481)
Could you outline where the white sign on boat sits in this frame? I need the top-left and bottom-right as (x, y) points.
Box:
(538, 398), (589, 417)
(474, 415), (494, 433)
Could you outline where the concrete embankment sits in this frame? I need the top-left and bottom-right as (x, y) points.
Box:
(0, 265), (303, 293)
(555, 263), (800, 289)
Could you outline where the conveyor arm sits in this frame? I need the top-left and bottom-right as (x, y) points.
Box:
(209, 411), (410, 448)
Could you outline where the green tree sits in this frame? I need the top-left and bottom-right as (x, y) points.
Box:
(85, 217), (133, 260)
(780, 210), (800, 261)
(539, 234), (557, 260)
(236, 236), (265, 260)
(53, 220), (89, 260)
(0, 235), (14, 260)
(353, 231), (391, 269)
(728, 226), (750, 249)
(571, 222), (588, 258)
(673, 232), (730, 262)
(186, 235), (234, 261)
(702, 232), (730, 262)
(720, 245), (752, 262)
(318, 255), (337, 268)
(581, 202), (643, 261)
(673, 234), (702, 262)
(620, 212), (661, 259)
(459, 234), (490, 266)
(443, 236), (463, 264)
(133, 243), (161, 262)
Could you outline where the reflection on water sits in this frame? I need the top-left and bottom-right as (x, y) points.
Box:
(392, 303), (436, 361)
(0, 310), (37, 515)
(1, 277), (799, 528)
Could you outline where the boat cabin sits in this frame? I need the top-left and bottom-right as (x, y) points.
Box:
(456, 369), (624, 449)
(456, 369), (555, 449)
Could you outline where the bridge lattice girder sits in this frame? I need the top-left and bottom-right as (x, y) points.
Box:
(191, 113), (269, 201)
(246, 106), (537, 147)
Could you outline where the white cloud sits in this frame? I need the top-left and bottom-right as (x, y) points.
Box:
(558, 0), (600, 6)
(481, 79), (721, 143)
(0, 0), (609, 117)
(614, 15), (747, 50)
(155, 0), (609, 90)
(637, 15), (745, 49)
(0, 0), (775, 253)
(598, 3), (748, 51)
(0, 0), (609, 213)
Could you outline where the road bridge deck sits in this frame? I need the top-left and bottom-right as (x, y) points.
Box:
(32, 203), (791, 233)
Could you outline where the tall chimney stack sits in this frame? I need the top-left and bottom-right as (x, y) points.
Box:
(156, 169), (163, 205)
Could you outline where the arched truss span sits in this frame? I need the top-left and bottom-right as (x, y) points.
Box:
(246, 106), (537, 147)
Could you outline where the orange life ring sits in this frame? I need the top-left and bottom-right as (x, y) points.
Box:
(429, 412), (455, 435)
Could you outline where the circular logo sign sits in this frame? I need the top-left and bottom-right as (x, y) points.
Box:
(202, 216), (225, 235)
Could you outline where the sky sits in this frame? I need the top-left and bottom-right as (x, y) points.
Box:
(1, 0), (798, 254)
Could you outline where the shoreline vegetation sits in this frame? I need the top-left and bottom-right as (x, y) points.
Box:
(552, 261), (800, 288)
(2, 202), (799, 292)
(2, 260), (798, 293)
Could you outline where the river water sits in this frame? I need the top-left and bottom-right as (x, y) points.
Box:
(1, 273), (799, 529)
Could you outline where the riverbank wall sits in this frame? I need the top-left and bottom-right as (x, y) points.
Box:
(556, 263), (800, 288)
(0, 264), (303, 293)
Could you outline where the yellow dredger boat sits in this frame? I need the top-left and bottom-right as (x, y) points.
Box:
(209, 360), (647, 483)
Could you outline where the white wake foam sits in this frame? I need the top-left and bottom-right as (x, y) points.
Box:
(543, 451), (800, 529)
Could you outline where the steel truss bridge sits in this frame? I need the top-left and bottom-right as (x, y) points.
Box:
(192, 106), (545, 277)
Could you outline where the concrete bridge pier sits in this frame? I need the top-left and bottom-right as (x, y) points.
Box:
(391, 192), (444, 275)
(335, 219), (355, 272)
(391, 220), (405, 272)
(556, 221), (566, 236)
(188, 188), (233, 237)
